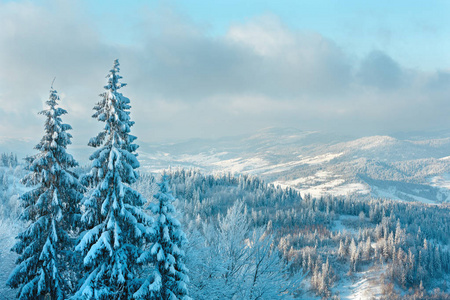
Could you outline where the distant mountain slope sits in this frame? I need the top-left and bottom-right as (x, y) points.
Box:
(2, 127), (450, 203)
(137, 128), (450, 203)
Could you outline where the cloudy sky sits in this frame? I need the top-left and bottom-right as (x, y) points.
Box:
(0, 0), (449, 148)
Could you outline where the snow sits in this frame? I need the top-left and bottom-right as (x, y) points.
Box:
(75, 59), (153, 299)
(259, 153), (344, 176)
(331, 215), (360, 236)
(338, 265), (384, 300)
(260, 160), (308, 175)
(0, 220), (21, 299)
(137, 177), (189, 299)
(429, 173), (450, 196)
(274, 170), (370, 198)
(212, 157), (269, 173)
(297, 152), (344, 165)
(134, 130), (450, 207)
(430, 173), (450, 189)
(179, 152), (229, 165)
(342, 135), (397, 150)
(371, 185), (441, 205)
(141, 150), (345, 179)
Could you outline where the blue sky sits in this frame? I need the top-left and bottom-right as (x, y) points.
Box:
(82, 0), (450, 70)
(0, 0), (449, 148)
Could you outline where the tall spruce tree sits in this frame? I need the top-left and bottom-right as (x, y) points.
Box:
(74, 59), (152, 300)
(134, 176), (190, 300)
(7, 86), (84, 300)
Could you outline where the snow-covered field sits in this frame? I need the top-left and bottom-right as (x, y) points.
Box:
(5, 128), (450, 204)
(430, 173), (450, 189)
(134, 128), (450, 204)
(0, 220), (20, 299)
(338, 266), (384, 300)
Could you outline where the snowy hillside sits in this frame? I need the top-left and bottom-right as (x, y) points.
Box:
(2, 154), (450, 299)
(2, 127), (450, 203)
(137, 128), (450, 204)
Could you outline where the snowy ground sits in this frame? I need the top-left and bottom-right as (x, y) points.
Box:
(332, 215), (361, 236)
(300, 260), (385, 299)
(338, 265), (384, 300)
(135, 129), (450, 205)
(273, 171), (370, 199)
(331, 215), (384, 300)
(429, 173), (450, 202)
(371, 185), (441, 205)
(0, 219), (20, 299)
(293, 214), (383, 299)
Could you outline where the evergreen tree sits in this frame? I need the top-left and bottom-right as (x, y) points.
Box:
(363, 236), (371, 261)
(7, 86), (83, 300)
(74, 60), (152, 300)
(134, 176), (190, 300)
(338, 240), (346, 260)
(349, 238), (358, 271)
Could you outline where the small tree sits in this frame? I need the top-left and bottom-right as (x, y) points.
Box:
(74, 60), (152, 300)
(338, 240), (346, 260)
(134, 176), (190, 300)
(243, 227), (300, 300)
(7, 86), (83, 299)
(188, 200), (301, 299)
(349, 238), (358, 272)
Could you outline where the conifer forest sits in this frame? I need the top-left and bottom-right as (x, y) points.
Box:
(0, 59), (449, 300)
(1, 2), (450, 299)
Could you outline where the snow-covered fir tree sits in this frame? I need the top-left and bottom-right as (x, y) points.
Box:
(7, 86), (84, 300)
(74, 60), (152, 300)
(134, 175), (190, 300)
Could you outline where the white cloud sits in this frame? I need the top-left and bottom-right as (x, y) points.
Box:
(0, 1), (449, 149)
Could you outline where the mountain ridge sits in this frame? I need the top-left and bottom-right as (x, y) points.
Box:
(2, 127), (450, 203)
